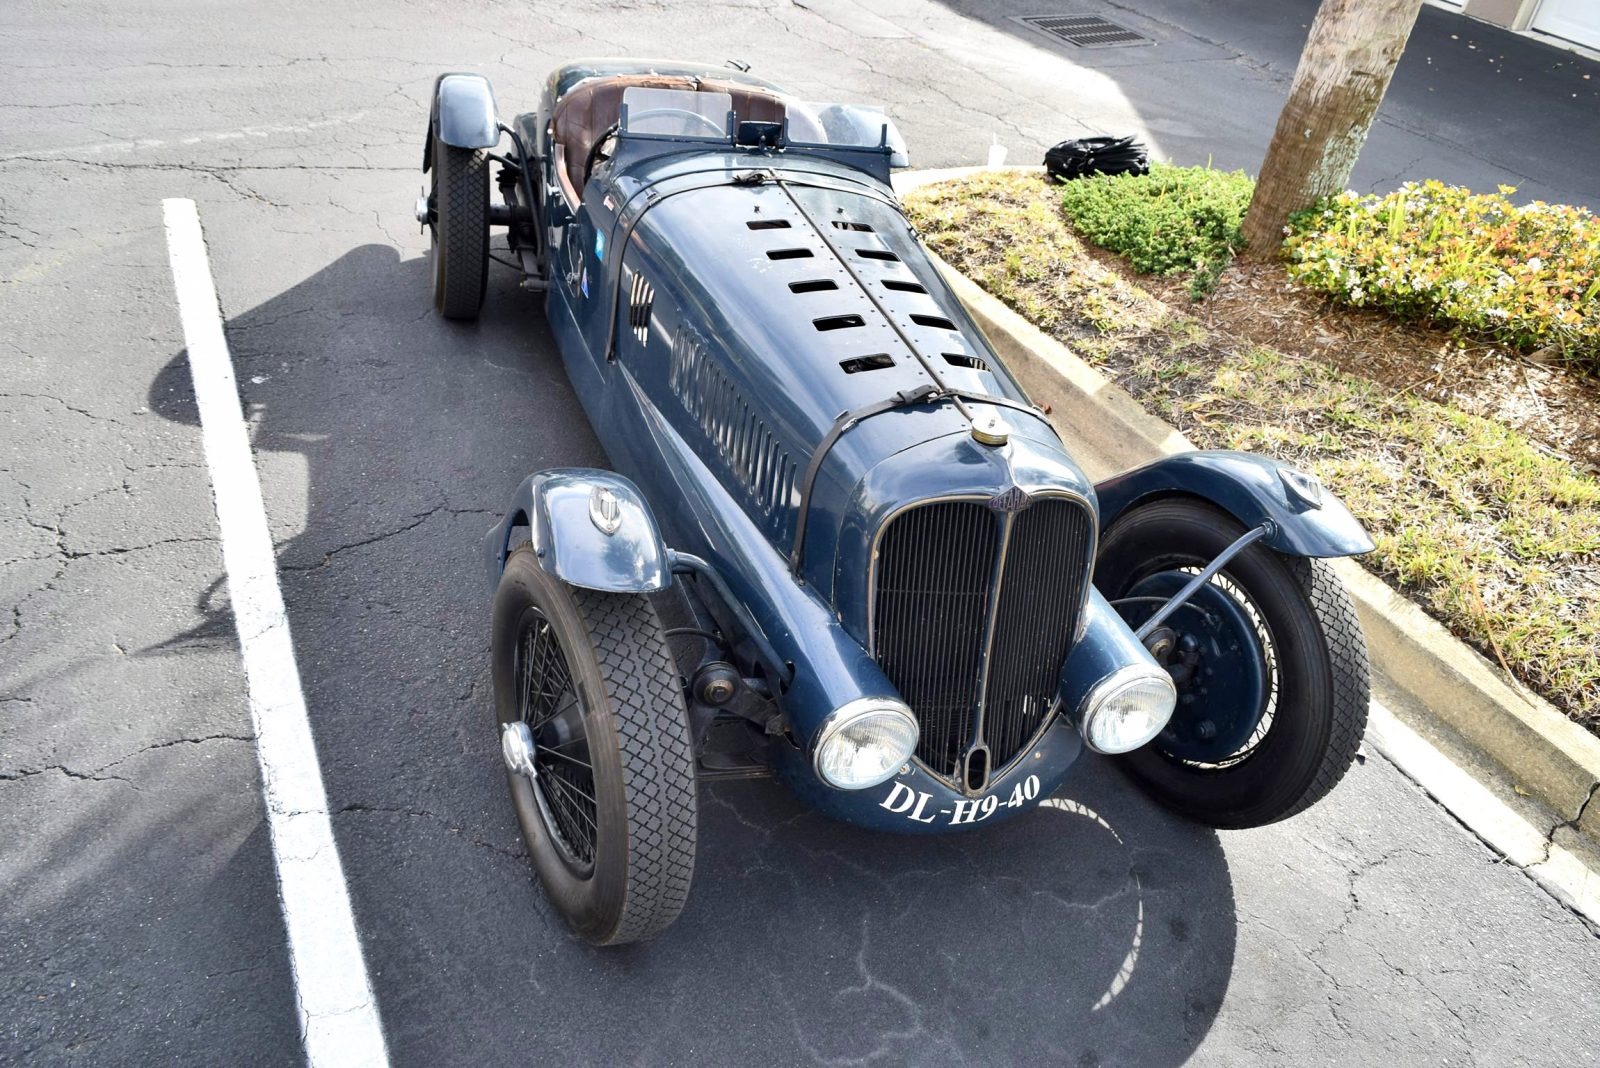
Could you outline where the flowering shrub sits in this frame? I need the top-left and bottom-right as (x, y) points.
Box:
(1284, 182), (1600, 371)
(1057, 163), (1253, 298)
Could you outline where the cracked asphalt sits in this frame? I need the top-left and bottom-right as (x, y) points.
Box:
(3, 1), (1598, 1064)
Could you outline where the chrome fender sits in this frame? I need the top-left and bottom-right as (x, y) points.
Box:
(481, 469), (670, 593)
(424, 72), (500, 169)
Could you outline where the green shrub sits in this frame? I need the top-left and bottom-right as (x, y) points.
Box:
(1285, 181), (1600, 371)
(1056, 163), (1253, 297)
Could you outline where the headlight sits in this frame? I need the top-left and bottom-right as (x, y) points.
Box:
(813, 698), (919, 790)
(1077, 667), (1177, 754)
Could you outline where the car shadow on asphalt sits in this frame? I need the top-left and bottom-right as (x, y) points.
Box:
(147, 243), (1236, 1065)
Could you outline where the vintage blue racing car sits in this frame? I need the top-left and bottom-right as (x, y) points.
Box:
(415, 59), (1374, 945)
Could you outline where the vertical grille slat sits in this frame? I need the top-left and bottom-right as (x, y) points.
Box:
(871, 496), (1094, 784)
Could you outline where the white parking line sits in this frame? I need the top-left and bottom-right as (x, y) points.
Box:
(162, 199), (389, 1068)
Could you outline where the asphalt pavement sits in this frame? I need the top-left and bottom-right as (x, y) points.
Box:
(3, 1), (1599, 1065)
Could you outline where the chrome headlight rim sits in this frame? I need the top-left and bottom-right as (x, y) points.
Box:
(811, 697), (920, 791)
(1076, 665), (1178, 755)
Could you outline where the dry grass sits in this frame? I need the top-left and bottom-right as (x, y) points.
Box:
(905, 171), (1600, 732)
(1141, 262), (1600, 474)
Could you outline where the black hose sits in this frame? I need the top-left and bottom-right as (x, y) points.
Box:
(1045, 136), (1150, 181)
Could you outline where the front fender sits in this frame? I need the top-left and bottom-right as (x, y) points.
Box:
(424, 72), (500, 170)
(1095, 451), (1374, 558)
(481, 469), (670, 593)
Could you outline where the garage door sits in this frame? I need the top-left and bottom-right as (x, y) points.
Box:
(1533, 0), (1600, 51)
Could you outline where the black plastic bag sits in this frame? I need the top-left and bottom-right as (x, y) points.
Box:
(1044, 136), (1150, 180)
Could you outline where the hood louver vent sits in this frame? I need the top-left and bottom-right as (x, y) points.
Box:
(840, 353), (895, 374)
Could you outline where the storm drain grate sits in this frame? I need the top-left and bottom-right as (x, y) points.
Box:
(1016, 14), (1151, 48)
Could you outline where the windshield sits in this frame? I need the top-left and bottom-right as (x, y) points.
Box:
(619, 87), (734, 141)
(783, 102), (899, 152)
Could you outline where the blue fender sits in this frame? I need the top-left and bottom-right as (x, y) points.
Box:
(424, 72), (500, 170)
(481, 469), (671, 593)
(1094, 451), (1375, 558)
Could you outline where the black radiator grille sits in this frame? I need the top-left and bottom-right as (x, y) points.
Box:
(982, 500), (1096, 767)
(873, 502), (996, 778)
(871, 496), (1093, 782)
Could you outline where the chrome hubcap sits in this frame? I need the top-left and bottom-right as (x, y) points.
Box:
(500, 721), (537, 779)
(415, 186), (432, 233)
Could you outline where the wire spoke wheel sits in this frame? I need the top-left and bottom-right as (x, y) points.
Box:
(1096, 498), (1369, 828)
(492, 542), (698, 945)
(1120, 562), (1280, 770)
(1186, 569), (1280, 768)
(516, 612), (598, 871)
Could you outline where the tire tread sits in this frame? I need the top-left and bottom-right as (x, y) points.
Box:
(571, 587), (698, 944)
(1273, 556), (1369, 822)
(434, 142), (489, 319)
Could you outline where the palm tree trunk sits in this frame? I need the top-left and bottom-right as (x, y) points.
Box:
(1241, 0), (1425, 259)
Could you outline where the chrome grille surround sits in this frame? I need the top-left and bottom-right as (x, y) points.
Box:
(868, 492), (1096, 789)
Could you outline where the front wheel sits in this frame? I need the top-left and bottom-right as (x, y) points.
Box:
(491, 545), (698, 944)
(1096, 498), (1369, 828)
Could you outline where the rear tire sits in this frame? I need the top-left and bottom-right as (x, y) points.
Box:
(1096, 498), (1368, 828)
(492, 545), (697, 945)
(429, 135), (489, 320)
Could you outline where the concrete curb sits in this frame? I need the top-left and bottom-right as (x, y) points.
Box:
(914, 226), (1600, 849)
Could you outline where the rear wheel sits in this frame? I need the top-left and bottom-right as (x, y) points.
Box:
(428, 132), (489, 320)
(1096, 498), (1368, 828)
(492, 545), (697, 944)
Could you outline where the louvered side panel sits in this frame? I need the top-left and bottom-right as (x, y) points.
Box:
(669, 326), (798, 536)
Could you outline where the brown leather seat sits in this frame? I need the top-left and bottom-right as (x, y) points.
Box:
(550, 74), (793, 205)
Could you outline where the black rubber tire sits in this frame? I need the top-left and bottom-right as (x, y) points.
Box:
(1096, 498), (1369, 828)
(492, 545), (698, 945)
(429, 136), (489, 320)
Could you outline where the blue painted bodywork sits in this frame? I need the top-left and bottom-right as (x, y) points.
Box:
(1094, 451), (1376, 558)
(775, 714), (1085, 834)
(481, 469), (669, 593)
(471, 61), (1373, 834)
(426, 73), (500, 169)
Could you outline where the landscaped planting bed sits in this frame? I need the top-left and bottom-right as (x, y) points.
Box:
(904, 171), (1600, 732)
